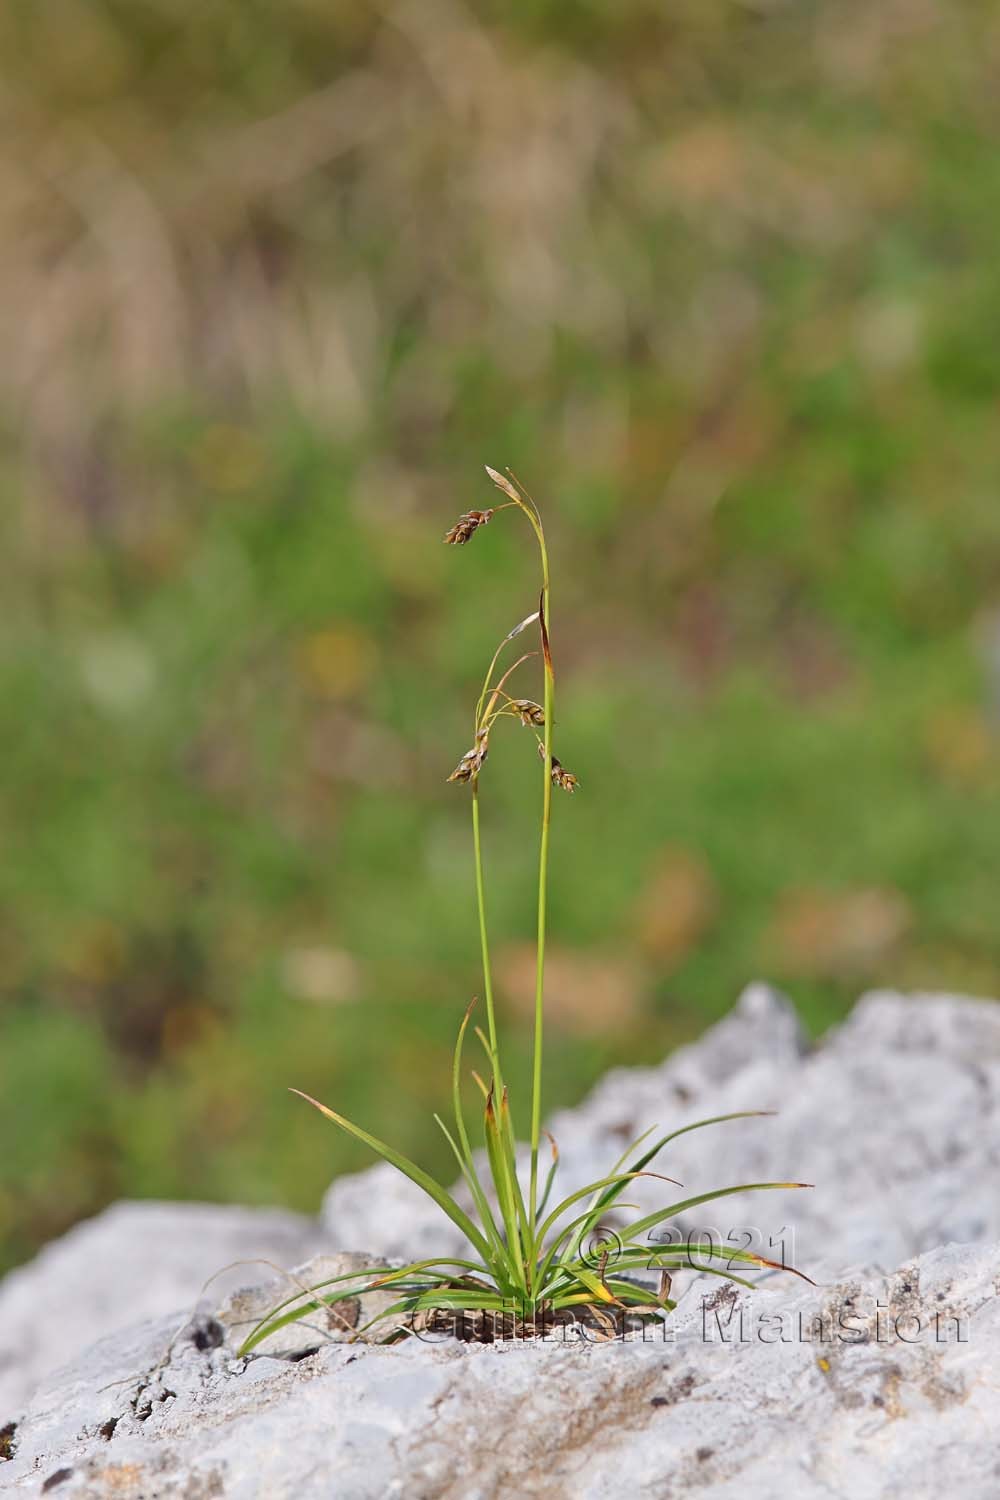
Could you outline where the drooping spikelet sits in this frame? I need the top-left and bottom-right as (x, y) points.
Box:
(510, 699), (545, 727)
(448, 728), (490, 783)
(443, 509), (495, 545)
(538, 741), (579, 792)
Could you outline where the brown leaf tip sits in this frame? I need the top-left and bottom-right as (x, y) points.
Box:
(444, 509), (495, 545)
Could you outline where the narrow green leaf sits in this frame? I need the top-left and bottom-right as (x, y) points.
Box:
(535, 1201), (639, 1293)
(451, 1001), (478, 1175)
(571, 1264), (619, 1305)
(237, 1256), (493, 1356)
(601, 1278), (676, 1308)
(483, 1089), (527, 1291)
(640, 1237), (816, 1285)
(240, 1280), (375, 1355)
(606, 1122), (659, 1180)
(621, 1182), (812, 1245)
(447, 1003), (507, 1264)
(407, 1289), (510, 1310)
(567, 1112), (774, 1263)
(470, 1070), (489, 1101)
(534, 1131), (560, 1227)
(432, 1114), (509, 1285)
(499, 1087), (532, 1267)
(291, 1089), (493, 1262)
(535, 1170), (680, 1251)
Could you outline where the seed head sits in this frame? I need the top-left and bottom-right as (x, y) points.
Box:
(443, 509), (495, 546)
(448, 728), (490, 783)
(551, 758), (579, 793)
(538, 742), (579, 792)
(510, 699), (545, 727)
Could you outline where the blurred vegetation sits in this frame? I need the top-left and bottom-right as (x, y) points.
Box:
(3, 0), (1000, 1272)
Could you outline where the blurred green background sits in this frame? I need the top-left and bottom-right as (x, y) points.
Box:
(3, 0), (1000, 1274)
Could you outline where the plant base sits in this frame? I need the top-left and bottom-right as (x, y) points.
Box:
(413, 1302), (666, 1345)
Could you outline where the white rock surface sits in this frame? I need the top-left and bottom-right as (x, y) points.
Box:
(2, 1240), (997, 1498)
(4, 985), (1000, 1497)
(0, 1202), (329, 1416)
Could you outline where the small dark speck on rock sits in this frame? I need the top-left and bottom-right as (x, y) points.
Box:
(42, 1470), (74, 1492)
(696, 1447), (714, 1462)
(650, 1372), (697, 1407)
(99, 1416), (119, 1440)
(191, 1317), (225, 1351)
(0, 1421), (16, 1461)
(287, 1346), (321, 1363)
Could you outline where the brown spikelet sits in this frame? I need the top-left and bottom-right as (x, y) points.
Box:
(444, 509), (494, 545)
(448, 728), (489, 783)
(551, 759), (580, 792)
(538, 742), (579, 792)
(510, 699), (545, 727)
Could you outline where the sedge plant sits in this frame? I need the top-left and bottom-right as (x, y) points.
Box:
(239, 467), (811, 1350)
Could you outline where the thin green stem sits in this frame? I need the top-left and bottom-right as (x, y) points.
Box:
(471, 782), (502, 1097)
(470, 470), (554, 1297)
(529, 530), (552, 1242)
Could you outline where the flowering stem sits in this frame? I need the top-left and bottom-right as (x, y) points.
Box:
(461, 468), (555, 1280)
(530, 533), (553, 1234)
(496, 482), (554, 1240)
(471, 781), (502, 1098)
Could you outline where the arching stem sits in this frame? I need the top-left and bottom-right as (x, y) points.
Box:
(498, 477), (554, 1240)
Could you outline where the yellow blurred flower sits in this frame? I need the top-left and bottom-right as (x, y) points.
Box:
(297, 626), (377, 700)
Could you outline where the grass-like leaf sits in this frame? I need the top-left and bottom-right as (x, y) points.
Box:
(290, 1089), (494, 1263)
(483, 1088), (528, 1291)
(621, 1182), (812, 1246)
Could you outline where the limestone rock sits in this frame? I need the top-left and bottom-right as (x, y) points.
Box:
(0, 1202), (330, 1416)
(2, 1239), (997, 1498)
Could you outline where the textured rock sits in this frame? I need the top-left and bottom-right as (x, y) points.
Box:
(2, 1239), (997, 1498)
(4, 985), (1000, 1498)
(0, 1202), (330, 1416)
